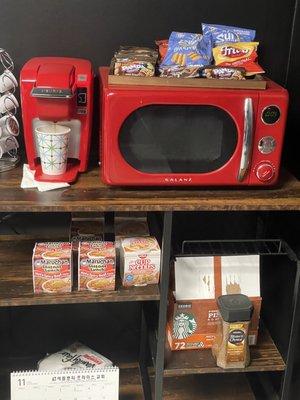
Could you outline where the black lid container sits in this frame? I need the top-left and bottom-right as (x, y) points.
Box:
(217, 294), (253, 323)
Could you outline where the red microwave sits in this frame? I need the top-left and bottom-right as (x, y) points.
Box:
(99, 67), (288, 186)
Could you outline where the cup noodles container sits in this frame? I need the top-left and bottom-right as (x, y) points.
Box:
(32, 242), (72, 294)
(120, 237), (161, 287)
(78, 241), (116, 291)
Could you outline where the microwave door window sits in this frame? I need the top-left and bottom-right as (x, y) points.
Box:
(119, 105), (238, 174)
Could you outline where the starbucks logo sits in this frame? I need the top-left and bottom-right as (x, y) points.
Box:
(173, 313), (197, 339)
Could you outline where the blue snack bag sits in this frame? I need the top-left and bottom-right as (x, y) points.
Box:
(202, 23), (256, 46)
(160, 32), (212, 68)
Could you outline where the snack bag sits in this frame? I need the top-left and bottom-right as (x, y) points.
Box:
(202, 23), (256, 45)
(201, 66), (246, 80)
(213, 42), (265, 76)
(38, 342), (112, 370)
(156, 39), (169, 62)
(113, 46), (158, 77)
(160, 32), (212, 69)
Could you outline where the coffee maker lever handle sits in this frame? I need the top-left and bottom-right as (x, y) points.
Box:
(31, 87), (74, 99)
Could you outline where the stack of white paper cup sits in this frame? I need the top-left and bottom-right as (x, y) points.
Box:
(36, 124), (71, 176)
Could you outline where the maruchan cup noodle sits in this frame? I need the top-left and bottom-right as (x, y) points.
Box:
(78, 241), (116, 292)
(32, 242), (72, 294)
(213, 42), (265, 76)
(202, 23), (256, 46)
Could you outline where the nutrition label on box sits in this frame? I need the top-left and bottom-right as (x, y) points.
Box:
(11, 367), (119, 400)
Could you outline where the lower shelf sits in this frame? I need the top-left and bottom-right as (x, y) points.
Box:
(164, 326), (285, 376)
(0, 364), (257, 400)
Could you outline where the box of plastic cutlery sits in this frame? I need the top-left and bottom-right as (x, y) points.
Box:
(166, 255), (261, 350)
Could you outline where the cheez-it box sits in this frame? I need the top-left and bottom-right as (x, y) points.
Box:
(32, 242), (72, 294)
(78, 241), (116, 292)
(167, 255), (261, 350)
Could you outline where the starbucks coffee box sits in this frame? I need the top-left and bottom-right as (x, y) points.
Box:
(167, 255), (261, 350)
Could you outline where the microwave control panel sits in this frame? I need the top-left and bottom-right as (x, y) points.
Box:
(258, 136), (276, 154)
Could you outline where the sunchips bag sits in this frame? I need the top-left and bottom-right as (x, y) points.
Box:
(160, 32), (212, 70)
(213, 42), (265, 76)
(202, 23), (256, 45)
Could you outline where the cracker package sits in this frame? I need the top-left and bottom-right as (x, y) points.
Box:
(120, 237), (160, 287)
(213, 42), (265, 76)
(202, 23), (256, 46)
(113, 46), (158, 77)
(200, 66), (246, 80)
(78, 241), (116, 292)
(38, 342), (112, 371)
(159, 32), (212, 77)
(32, 242), (72, 294)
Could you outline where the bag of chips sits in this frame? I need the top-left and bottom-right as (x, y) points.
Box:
(156, 39), (169, 62)
(160, 32), (213, 69)
(213, 42), (265, 76)
(202, 23), (256, 46)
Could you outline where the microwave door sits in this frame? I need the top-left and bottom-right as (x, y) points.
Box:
(237, 98), (254, 182)
(120, 108), (173, 173)
(138, 111), (173, 173)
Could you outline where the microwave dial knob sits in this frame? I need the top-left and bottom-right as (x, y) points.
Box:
(255, 163), (275, 182)
(258, 136), (276, 154)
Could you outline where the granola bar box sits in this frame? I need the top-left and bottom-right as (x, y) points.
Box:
(32, 242), (73, 294)
(78, 241), (116, 291)
(120, 237), (160, 287)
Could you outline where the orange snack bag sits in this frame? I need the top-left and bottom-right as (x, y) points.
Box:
(213, 42), (264, 76)
(156, 39), (169, 62)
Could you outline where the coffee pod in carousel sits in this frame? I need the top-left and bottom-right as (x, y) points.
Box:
(0, 93), (19, 114)
(0, 70), (18, 93)
(0, 135), (19, 158)
(0, 114), (19, 137)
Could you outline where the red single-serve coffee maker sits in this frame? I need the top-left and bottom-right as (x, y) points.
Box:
(20, 57), (93, 182)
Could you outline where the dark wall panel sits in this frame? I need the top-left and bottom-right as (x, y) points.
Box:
(0, 0), (295, 84)
(285, 2), (300, 177)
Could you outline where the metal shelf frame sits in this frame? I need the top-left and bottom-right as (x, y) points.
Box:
(139, 220), (300, 400)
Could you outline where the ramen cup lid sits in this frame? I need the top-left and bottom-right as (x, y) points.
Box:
(217, 294), (253, 323)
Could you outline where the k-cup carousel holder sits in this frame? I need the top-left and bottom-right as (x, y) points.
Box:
(0, 48), (20, 172)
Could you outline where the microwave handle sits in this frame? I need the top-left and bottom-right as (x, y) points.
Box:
(238, 98), (253, 182)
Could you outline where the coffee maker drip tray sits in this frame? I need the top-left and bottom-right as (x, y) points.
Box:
(34, 158), (80, 183)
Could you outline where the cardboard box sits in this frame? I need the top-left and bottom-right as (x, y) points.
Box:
(70, 218), (104, 251)
(78, 241), (116, 291)
(32, 242), (72, 294)
(167, 255), (261, 350)
(120, 237), (160, 287)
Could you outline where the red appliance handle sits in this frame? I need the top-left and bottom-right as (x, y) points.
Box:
(31, 87), (74, 99)
(237, 98), (254, 182)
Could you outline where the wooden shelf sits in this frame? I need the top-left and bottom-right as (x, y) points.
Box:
(164, 326), (285, 376)
(0, 362), (255, 400)
(0, 236), (160, 307)
(0, 166), (300, 212)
